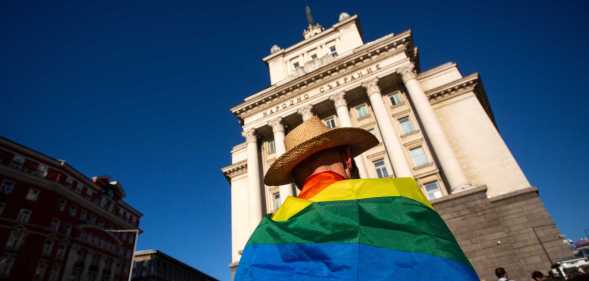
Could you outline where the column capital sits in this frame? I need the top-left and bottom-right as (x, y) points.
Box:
(298, 104), (314, 120)
(330, 92), (348, 108)
(242, 129), (257, 143)
(268, 119), (285, 133)
(398, 63), (417, 82)
(362, 78), (381, 97)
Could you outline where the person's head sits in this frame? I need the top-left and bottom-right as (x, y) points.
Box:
(291, 146), (354, 187)
(495, 267), (507, 279)
(264, 117), (378, 187)
(532, 271), (545, 281)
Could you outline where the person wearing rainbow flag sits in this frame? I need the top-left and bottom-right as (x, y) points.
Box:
(235, 117), (479, 281)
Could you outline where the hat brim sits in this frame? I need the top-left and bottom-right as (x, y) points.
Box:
(264, 127), (379, 186)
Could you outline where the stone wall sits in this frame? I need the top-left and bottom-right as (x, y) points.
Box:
(433, 186), (572, 281)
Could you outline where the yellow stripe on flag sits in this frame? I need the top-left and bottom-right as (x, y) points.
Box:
(271, 177), (431, 222)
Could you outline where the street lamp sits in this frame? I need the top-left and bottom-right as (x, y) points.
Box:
(104, 228), (140, 281)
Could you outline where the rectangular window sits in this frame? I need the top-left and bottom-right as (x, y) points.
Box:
(373, 159), (389, 178)
(69, 205), (77, 217)
(5, 230), (25, 250)
(355, 104), (369, 119)
(80, 209), (88, 221)
(42, 239), (54, 256)
(17, 209), (32, 224)
(56, 244), (66, 259)
(272, 191), (281, 212)
(323, 116), (336, 128)
(36, 164), (48, 177)
(63, 224), (72, 236)
(410, 147), (429, 167)
(26, 188), (41, 201)
(398, 117), (414, 135)
(293, 61), (300, 69)
(423, 181), (443, 200)
(50, 218), (60, 232)
(1, 180), (15, 194)
(0, 256), (15, 277)
(329, 45), (338, 57)
(10, 154), (25, 170)
(58, 198), (66, 212)
(75, 183), (83, 194)
(267, 140), (276, 155)
(389, 93), (402, 106)
(33, 261), (48, 281)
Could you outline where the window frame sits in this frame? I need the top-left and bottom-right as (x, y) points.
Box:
(17, 209), (32, 224)
(355, 104), (369, 119)
(26, 188), (41, 201)
(1, 179), (15, 194)
(409, 146), (429, 167)
(323, 116), (337, 129)
(423, 181), (443, 200)
(373, 159), (389, 178)
(398, 116), (414, 135)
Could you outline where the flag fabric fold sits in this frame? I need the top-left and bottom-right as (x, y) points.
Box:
(235, 178), (479, 281)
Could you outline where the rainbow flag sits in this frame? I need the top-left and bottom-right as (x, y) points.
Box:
(235, 178), (479, 281)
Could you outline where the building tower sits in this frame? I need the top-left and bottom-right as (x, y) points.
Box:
(222, 11), (572, 281)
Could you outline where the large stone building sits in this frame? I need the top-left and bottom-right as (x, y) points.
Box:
(0, 136), (142, 281)
(131, 249), (217, 281)
(222, 10), (572, 281)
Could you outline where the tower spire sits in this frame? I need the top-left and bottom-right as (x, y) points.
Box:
(302, 1), (323, 39)
(305, 3), (315, 27)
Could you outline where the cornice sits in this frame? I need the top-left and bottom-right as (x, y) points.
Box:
(417, 62), (457, 80)
(425, 73), (479, 104)
(221, 160), (247, 182)
(231, 30), (414, 121)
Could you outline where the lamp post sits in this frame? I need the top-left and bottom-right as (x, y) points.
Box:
(105, 228), (140, 281)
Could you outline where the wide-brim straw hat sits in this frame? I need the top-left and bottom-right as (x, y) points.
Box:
(264, 116), (378, 186)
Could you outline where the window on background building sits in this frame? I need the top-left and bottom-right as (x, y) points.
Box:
(63, 224), (72, 237)
(75, 183), (83, 194)
(17, 209), (32, 224)
(42, 239), (54, 256)
(69, 205), (77, 217)
(272, 191), (281, 212)
(1, 179), (15, 194)
(0, 202), (5, 216)
(58, 198), (66, 212)
(398, 117), (415, 135)
(267, 140), (276, 155)
(423, 181), (443, 200)
(26, 188), (41, 201)
(56, 244), (66, 259)
(355, 104), (369, 119)
(5, 230), (25, 250)
(50, 218), (61, 232)
(389, 92), (402, 106)
(323, 116), (336, 128)
(373, 159), (389, 178)
(0, 256), (15, 278)
(329, 45), (338, 57)
(10, 154), (25, 170)
(36, 164), (48, 177)
(410, 147), (429, 167)
(80, 209), (88, 221)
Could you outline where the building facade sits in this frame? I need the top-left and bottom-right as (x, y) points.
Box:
(131, 249), (217, 281)
(222, 11), (572, 281)
(0, 136), (142, 281)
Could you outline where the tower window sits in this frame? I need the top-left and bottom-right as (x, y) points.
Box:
(1, 180), (15, 194)
(26, 188), (41, 201)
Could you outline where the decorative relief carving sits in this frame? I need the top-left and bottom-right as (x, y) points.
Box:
(331, 92), (348, 108)
(362, 79), (381, 97)
(398, 63), (417, 82)
(269, 119), (284, 133)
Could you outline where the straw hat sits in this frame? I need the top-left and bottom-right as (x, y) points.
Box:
(264, 116), (378, 186)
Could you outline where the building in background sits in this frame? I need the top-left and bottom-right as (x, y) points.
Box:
(131, 249), (217, 281)
(222, 9), (572, 281)
(0, 136), (142, 281)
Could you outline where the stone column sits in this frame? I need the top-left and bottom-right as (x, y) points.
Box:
(298, 105), (314, 121)
(364, 79), (413, 177)
(244, 129), (263, 233)
(331, 92), (368, 178)
(399, 64), (469, 190)
(269, 119), (294, 202)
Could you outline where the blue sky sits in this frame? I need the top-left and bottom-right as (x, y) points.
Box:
(1, 0), (588, 280)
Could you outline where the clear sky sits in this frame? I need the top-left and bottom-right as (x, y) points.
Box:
(1, 0), (588, 280)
